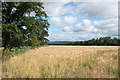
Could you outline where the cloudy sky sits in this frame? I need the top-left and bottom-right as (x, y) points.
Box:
(42, 0), (118, 41)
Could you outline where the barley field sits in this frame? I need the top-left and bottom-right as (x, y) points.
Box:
(2, 46), (118, 78)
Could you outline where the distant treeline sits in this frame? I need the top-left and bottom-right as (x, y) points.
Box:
(48, 36), (120, 46)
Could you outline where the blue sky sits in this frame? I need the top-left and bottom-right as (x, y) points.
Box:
(42, 1), (118, 41)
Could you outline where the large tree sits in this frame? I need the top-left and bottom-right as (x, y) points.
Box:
(2, 2), (50, 52)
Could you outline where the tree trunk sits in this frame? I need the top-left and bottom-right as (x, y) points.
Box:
(3, 34), (11, 52)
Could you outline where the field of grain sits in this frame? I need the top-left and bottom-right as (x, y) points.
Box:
(2, 46), (118, 78)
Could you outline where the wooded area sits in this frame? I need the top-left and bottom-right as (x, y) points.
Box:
(48, 36), (120, 46)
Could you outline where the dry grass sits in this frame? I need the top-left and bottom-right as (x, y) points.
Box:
(2, 46), (118, 78)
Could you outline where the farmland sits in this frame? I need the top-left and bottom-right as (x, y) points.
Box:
(2, 46), (118, 78)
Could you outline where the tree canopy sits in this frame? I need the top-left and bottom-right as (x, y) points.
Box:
(2, 2), (50, 52)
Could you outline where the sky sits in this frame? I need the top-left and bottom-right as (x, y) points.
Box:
(42, 0), (118, 41)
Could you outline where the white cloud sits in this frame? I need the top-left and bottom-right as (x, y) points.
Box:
(75, 2), (118, 18)
(83, 19), (91, 25)
(48, 31), (74, 41)
(60, 4), (75, 15)
(43, 2), (118, 19)
(93, 18), (118, 36)
(43, 2), (74, 17)
(73, 18), (118, 40)
(94, 18), (118, 29)
(50, 16), (77, 27)
(50, 17), (63, 26)
(73, 19), (98, 32)
(64, 16), (77, 24)
(63, 26), (72, 32)
(43, 2), (65, 16)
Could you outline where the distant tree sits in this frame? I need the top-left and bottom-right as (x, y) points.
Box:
(66, 36), (119, 46)
(112, 37), (118, 45)
(2, 2), (50, 52)
(99, 37), (104, 45)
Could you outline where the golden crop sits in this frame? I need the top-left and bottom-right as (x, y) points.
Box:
(2, 46), (118, 78)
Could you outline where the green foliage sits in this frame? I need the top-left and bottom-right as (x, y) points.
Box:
(2, 46), (32, 61)
(2, 2), (50, 51)
(106, 66), (118, 75)
(49, 36), (120, 46)
(83, 60), (92, 70)
(73, 36), (119, 46)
